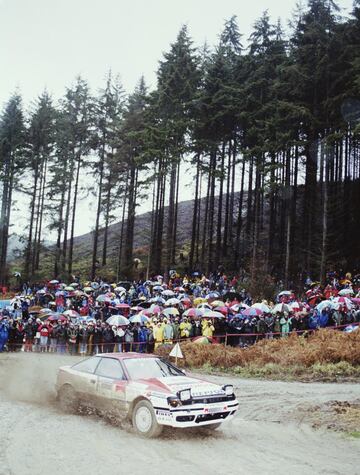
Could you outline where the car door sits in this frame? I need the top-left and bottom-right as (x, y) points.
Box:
(69, 356), (101, 405)
(94, 357), (127, 415)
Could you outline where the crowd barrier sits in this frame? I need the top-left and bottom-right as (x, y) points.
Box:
(1, 323), (355, 355)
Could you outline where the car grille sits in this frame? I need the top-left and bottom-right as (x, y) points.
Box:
(181, 394), (235, 406)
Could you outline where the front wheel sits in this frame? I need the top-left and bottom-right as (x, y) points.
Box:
(132, 400), (163, 438)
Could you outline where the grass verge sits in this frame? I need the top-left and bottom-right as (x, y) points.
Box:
(156, 329), (360, 382)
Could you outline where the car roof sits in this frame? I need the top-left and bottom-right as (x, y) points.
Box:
(97, 352), (158, 360)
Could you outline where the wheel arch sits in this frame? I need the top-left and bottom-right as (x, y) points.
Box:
(127, 396), (150, 419)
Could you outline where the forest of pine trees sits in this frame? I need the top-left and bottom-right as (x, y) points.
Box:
(0, 0), (360, 287)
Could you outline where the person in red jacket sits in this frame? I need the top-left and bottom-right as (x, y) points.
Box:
(39, 324), (49, 352)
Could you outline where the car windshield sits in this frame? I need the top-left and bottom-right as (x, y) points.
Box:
(123, 358), (183, 380)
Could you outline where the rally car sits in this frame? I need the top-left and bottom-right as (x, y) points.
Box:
(56, 352), (239, 437)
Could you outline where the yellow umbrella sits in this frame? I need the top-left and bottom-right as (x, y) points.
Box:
(194, 297), (207, 306)
(211, 300), (225, 307)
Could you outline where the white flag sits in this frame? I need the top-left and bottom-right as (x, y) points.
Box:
(169, 342), (184, 359)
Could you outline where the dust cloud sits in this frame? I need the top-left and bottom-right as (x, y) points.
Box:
(0, 352), (79, 405)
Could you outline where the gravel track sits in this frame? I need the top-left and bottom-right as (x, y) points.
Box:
(0, 353), (359, 475)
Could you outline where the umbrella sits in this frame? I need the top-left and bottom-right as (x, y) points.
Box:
(315, 300), (334, 312)
(193, 297), (207, 306)
(289, 302), (302, 312)
(165, 298), (181, 306)
(351, 298), (360, 305)
(162, 307), (180, 317)
(115, 286), (126, 293)
(174, 287), (186, 293)
(96, 295), (112, 303)
(272, 303), (290, 314)
(131, 306), (143, 312)
(231, 303), (249, 312)
(149, 304), (162, 315)
(64, 286), (74, 291)
(39, 308), (53, 314)
(55, 291), (65, 296)
(192, 336), (213, 345)
(129, 314), (150, 324)
(205, 292), (220, 299)
(338, 288), (354, 296)
(116, 303), (130, 309)
(213, 306), (228, 315)
(196, 303), (212, 311)
(83, 287), (93, 292)
(49, 280), (59, 285)
(252, 302), (271, 313)
(201, 310), (224, 319)
(162, 290), (175, 297)
(344, 325), (359, 333)
(91, 282), (100, 289)
(278, 290), (292, 297)
(63, 309), (80, 318)
(153, 285), (164, 291)
(211, 300), (226, 308)
(46, 314), (67, 322)
(332, 296), (353, 310)
(106, 315), (129, 326)
(242, 307), (263, 317)
(183, 308), (202, 318)
(70, 282), (80, 288)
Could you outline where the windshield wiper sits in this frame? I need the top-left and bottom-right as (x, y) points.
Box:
(155, 360), (167, 377)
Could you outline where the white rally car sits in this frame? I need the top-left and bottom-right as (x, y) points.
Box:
(56, 352), (239, 437)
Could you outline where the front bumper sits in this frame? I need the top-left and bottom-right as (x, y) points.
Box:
(154, 400), (239, 428)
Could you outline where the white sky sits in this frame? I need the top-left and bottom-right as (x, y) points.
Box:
(0, 0), (354, 238)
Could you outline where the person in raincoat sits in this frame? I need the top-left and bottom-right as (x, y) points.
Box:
(171, 317), (180, 342)
(179, 317), (192, 339)
(163, 318), (174, 344)
(202, 319), (215, 337)
(280, 313), (291, 337)
(0, 319), (9, 352)
(153, 322), (164, 349)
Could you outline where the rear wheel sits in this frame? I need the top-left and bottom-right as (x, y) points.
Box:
(58, 385), (78, 413)
(132, 400), (163, 438)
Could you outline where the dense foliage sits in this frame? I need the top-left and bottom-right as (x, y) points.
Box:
(0, 0), (359, 285)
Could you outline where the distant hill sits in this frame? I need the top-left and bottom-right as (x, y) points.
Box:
(72, 194), (227, 258)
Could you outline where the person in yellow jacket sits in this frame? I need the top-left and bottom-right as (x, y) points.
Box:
(179, 317), (192, 338)
(202, 319), (215, 337)
(153, 322), (164, 350)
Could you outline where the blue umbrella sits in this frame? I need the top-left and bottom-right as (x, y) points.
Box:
(129, 314), (150, 324)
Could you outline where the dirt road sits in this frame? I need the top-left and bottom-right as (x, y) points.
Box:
(0, 353), (359, 475)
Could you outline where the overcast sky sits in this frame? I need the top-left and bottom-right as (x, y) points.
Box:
(0, 0), (354, 238)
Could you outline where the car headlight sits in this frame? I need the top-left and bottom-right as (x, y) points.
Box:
(167, 396), (182, 408)
(178, 389), (192, 402)
(223, 385), (234, 396)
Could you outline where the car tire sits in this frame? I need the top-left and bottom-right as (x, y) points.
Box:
(58, 384), (78, 413)
(132, 400), (163, 438)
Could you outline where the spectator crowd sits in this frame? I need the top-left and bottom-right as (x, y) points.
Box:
(0, 270), (359, 354)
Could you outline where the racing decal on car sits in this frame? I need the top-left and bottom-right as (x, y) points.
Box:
(155, 409), (173, 422)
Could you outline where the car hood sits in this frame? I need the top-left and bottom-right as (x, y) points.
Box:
(142, 376), (224, 397)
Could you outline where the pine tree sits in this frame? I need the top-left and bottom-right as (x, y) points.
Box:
(0, 94), (25, 284)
